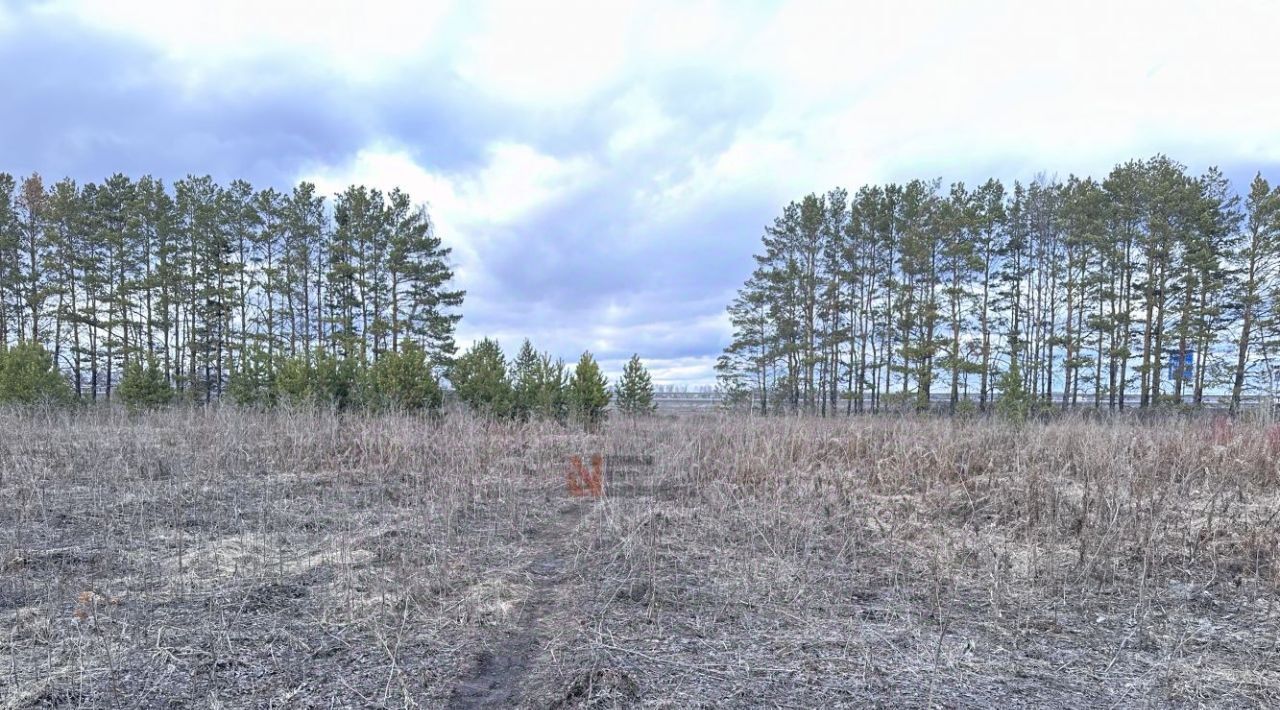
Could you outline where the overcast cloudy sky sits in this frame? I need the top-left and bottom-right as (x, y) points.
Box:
(3, 1), (1280, 384)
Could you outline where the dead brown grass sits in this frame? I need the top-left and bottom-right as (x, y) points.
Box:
(2, 408), (1279, 707)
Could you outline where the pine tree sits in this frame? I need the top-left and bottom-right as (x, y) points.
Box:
(227, 345), (276, 407)
(717, 158), (1256, 414)
(328, 185), (374, 360)
(893, 179), (944, 410)
(1059, 176), (1105, 407)
(510, 338), (541, 420)
(117, 355), (174, 410)
(724, 270), (775, 413)
(615, 353), (655, 414)
(370, 339), (441, 411)
(269, 347), (367, 410)
(0, 171), (462, 408)
(533, 352), (569, 422)
(1136, 156), (1190, 406)
(1180, 168), (1240, 404)
(250, 188), (287, 368)
(844, 184), (894, 412)
(45, 179), (86, 394)
(14, 174), (49, 345)
(448, 338), (512, 417)
(132, 176), (177, 371)
(938, 182), (981, 412)
(0, 341), (72, 405)
(568, 350), (610, 425)
(94, 174), (139, 402)
(175, 175), (225, 401)
(6, 159), (1273, 414)
(971, 179), (1006, 411)
(223, 179), (261, 378)
(1230, 175), (1280, 411)
(282, 182), (327, 356)
(387, 191), (464, 366)
(714, 353), (753, 410)
(274, 351), (315, 406)
(1102, 161), (1145, 410)
(0, 174), (18, 348)
(995, 353), (1030, 422)
(310, 347), (367, 410)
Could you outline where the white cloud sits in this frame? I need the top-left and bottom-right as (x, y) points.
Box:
(465, 143), (597, 222)
(760, 0), (1280, 178)
(302, 140), (594, 227)
(605, 89), (676, 157)
(48, 0), (1280, 175)
(300, 140), (598, 337)
(631, 356), (720, 388)
(456, 0), (636, 104)
(37, 0), (457, 80)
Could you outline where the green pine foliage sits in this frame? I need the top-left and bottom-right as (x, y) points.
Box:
(231, 340), (442, 413)
(274, 352), (314, 406)
(0, 342), (73, 405)
(568, 350), (610, 425)
(615, 353), (656, 415)
(995, 354), (1031, 422)
(370, 340), (442, 412)
(310, 350), (367, 411)
(117, 356), (175, 409)
(510, 339), (541, 421)
(508, 339), (570, 422)
(228, 346), (276, 407)
(272, 348), (366, 410)
(533, 353), (570, 422)
(448, 338), (513, 417)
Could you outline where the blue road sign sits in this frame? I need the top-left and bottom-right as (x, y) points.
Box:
(1167, 350), (1193, 381)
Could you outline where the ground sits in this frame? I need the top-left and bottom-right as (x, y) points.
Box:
(3, 409), (1280, 708)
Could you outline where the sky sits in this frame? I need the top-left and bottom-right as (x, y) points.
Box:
(3, 0), (1280, 385)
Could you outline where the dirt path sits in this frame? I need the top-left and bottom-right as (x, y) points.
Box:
(447, 495), (590, 709)
(448, 452), (656, 709)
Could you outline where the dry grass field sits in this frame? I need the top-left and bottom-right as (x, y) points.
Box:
(3, 408), (1280, 708)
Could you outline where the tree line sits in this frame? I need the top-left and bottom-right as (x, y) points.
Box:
(449, 339), (654, 422)
(0, 332), (657, 422)
(717, 155), (1280, 415)
(0, 172), (661, 419)
(0, 172), (463, 402)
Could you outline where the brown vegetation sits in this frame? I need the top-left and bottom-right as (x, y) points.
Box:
(3, 409), (1279, 707)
